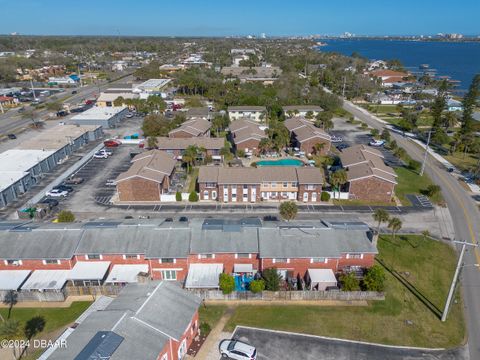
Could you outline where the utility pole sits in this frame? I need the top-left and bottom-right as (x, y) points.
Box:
(342, 76), (346, 98)
(441, 241), (478, 322)
(420, 129), (432, 176)
(30, 79), (37, 101)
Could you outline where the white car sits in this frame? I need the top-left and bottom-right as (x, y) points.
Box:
(126, 113), (133, 118)
(105, 180), (116, 186)
(219, 339), (257, 360)
(331, 136), (343, 143)
(93, 152), (109, 159)
(369, 139), (386, 147)
(46, 189), (68, 197)
(99, 149), (113, 156)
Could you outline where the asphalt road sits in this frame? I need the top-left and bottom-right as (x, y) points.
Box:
(228, 327), (467, 360)
(343, 98), (480, 359)
(0, 73), (132, 135)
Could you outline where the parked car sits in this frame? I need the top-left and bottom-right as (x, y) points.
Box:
(219, 339), (257, 360)
(53, 185), (74, 193)
(45, 189), (68, 197)
(7, 134), (17, 140)
(64, 176), (84, 185)
(105, 179), (116, 186)
(369, 139), (386, 147)
(179, 216), (189, 222)
(165, 217), (174, 222)
(38, 198), (59, 208)
(263, 215), (278, 222)
(93, 152), (109, 159)
(335, 143), (349, 150)
(330, 135), (343, 143)
(99, 149), (113, 156)
(71, 90), (78, 94)
(56, 110), (68, 117)
(104, 139), (121, 147)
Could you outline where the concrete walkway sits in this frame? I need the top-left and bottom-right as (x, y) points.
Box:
(195, 307), (234, 360)
(0, 295), (95, 308)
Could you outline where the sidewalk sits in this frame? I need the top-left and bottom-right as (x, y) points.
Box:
(194, 307), (234, 360)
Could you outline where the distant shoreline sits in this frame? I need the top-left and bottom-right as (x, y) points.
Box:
(315, 37), (480, 44)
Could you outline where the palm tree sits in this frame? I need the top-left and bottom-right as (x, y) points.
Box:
(0, 319), (20, 359)
(3, 290), (17, 320)
(372, 209), (390, 233)
(329, 169), (348, 199)
(313, 142), (325, 155)
(388, 217), (402, 241)
(182, 145), (199, 172)
(258, 138), (273, 154)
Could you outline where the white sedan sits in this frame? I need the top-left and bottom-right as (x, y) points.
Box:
(46, 189), (68, 197)
(369, 139), (386, 147)
(219, 339), (257, 360)
(93, 152), (109, 159)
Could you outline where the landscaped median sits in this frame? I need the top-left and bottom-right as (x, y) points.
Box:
(200, 235), (465, 348)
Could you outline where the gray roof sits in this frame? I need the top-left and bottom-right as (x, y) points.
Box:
(259, 226), (377, 258)
(50, 281), (201, 360)
(283, 105), (323, 112)
(228, 106), (266, 112)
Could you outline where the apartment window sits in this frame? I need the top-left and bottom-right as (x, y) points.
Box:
(232, 193), (237, 199)
(236, 253), (250, 259)
(306, 184), (316, 190)
(291, 182), (298, 188)
(346, 254), (363, 259)
(243, 184), (248, 189)
(283, 182), (288, 188)
(271, 182), (277, 188)
(85, 254), (102, 260)
(160, 258), (176, 264)
(311, 258), (327, 263)
(199, 254), (215, 259)
(123, 254), (140, 260)
(273, 258), (288, 263)
(161, 270), (177, 281)
(43, 259), (61, 265)
(5, 259), (22, 266)
(243, 193), (248, 199)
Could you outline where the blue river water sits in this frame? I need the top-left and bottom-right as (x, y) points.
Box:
(318, 39), (480, 91)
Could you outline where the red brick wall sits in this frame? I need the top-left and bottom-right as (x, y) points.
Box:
(117, 178), (163, 201)
(150, 258), (188, 281)
(337, 253), (375, 269)
(199, 183), (219, 201)
(235, 139), (261, 155)
(261, 258), (340, 279)
(298, 184), (322, 202)
(188, 253), (260, 274)
(0, 258), (76, 271)
(348, 177), (395, 203)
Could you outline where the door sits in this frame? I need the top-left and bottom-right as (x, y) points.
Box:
(303, 192), (309, 202)
(178, 339), (187, 359)
(251, 188), (256, 202)
(312, 192), (317, 202)
(223, 188), (228, 202)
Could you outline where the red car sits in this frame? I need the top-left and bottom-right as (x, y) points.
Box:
(104, 140), (121, 147)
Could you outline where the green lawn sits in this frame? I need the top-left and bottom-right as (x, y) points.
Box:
(0, 301), (92, 336)
(222, 235), (465, 348)
(444, 152), (479, 173)
(394, 166), (443, 205)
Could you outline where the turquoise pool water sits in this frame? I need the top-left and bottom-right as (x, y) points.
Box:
(256, 158), (304, 167)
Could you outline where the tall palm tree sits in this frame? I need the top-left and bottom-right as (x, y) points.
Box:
(372, 209), (390, 233)
(388, 217), (402, 241)
(329, 170), (348, 199)
(182, 145), (199, 173)
(313, 142), (325, 155)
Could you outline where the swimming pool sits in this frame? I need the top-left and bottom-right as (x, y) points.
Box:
(256, 158), (304, 167)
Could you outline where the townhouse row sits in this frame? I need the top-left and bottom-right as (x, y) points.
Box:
(0, 218), (377, 288)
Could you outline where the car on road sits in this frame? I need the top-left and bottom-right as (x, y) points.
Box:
(165, 217), (174, 222)
(93, 152), (109, 159)
(219, 339), (257, 360)
(71, 90), (78, 94)
(105, 179), (116, 186)
(64, 176), (84, 185)
(104, 139), (121, 147)
(56, 110), (69, 117)
(335, 143), (349, 150)
(38, 198), (59, 208)
(53, 185), (74, 193)
(330, 135), (343, 143)
(7, 134), (17, 140)
(45, 189), (68, 197)
(18, 107), (26, 113)
(369, 139), (386, 147)
(99, 149), (113, 156)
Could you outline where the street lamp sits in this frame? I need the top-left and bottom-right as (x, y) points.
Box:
(441, 240), (478, 322)
(420, 129), (434, 176)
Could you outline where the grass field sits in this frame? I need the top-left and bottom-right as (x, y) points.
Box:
(394, 166), (444, 205)
(221, 235), (465, 348)
(444, 152), (479, 173)
(0, 301), (92, 335)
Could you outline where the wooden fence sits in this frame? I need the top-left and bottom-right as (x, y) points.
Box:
(65, 285), (123, 297)
(189, 290), (385, 301)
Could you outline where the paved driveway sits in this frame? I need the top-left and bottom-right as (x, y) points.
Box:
(226, 327), (467, 360)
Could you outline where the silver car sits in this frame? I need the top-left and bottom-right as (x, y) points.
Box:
(219, 339), (257, 360)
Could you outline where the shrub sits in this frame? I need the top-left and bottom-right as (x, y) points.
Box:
(249, 279), (265, 293)
(389, 140), (398, 150)
(199, 322), (211, 336)
(219, 273), (235, 294)
(57, 210), (75, 223)
(408, 159), (421, 171)
(237, 149), (246, 158)
(370, 128), (379, 137)
(362, 265), (386, 292)
(381, 129), (391, 141)
(425, 184), (441, 197)
(175, 191), (182, 202)
(188, 191), (199, 202)
(262, 268), (282, 291)
(320, 191), (331, 202)
(340, 272), (360, 291)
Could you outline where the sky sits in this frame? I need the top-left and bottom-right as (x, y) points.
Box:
(1, 0), (479, 37)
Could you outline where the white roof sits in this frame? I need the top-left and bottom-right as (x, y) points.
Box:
(233, 264), (254, 273)
(68, 261), (111, 280)
(0, 149), (55, 172)
(21, 270), (70, 290)
(308, 269), (337, 283)
(185, 263), (223, 288)
(105, 264), (149, 283)
(0, 270), (31, 290)
(134, 78), (171, 92)
(0, 171), (30, 192)
(96, 92), (137, 102)
(71, 106), (127, 120)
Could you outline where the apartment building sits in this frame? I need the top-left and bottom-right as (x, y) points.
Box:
(284, 117), (331, 155)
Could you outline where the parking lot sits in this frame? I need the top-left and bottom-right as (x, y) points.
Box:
(225, 327), (466, 360)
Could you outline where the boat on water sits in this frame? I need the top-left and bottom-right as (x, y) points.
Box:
(316, 41), (328, 47)
(420, 64), (430, 69)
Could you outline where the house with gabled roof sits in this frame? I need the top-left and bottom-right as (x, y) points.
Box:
(284, 117), (331, 155)
(229, 118), (268, 155)
(168, 118), (211, 138)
